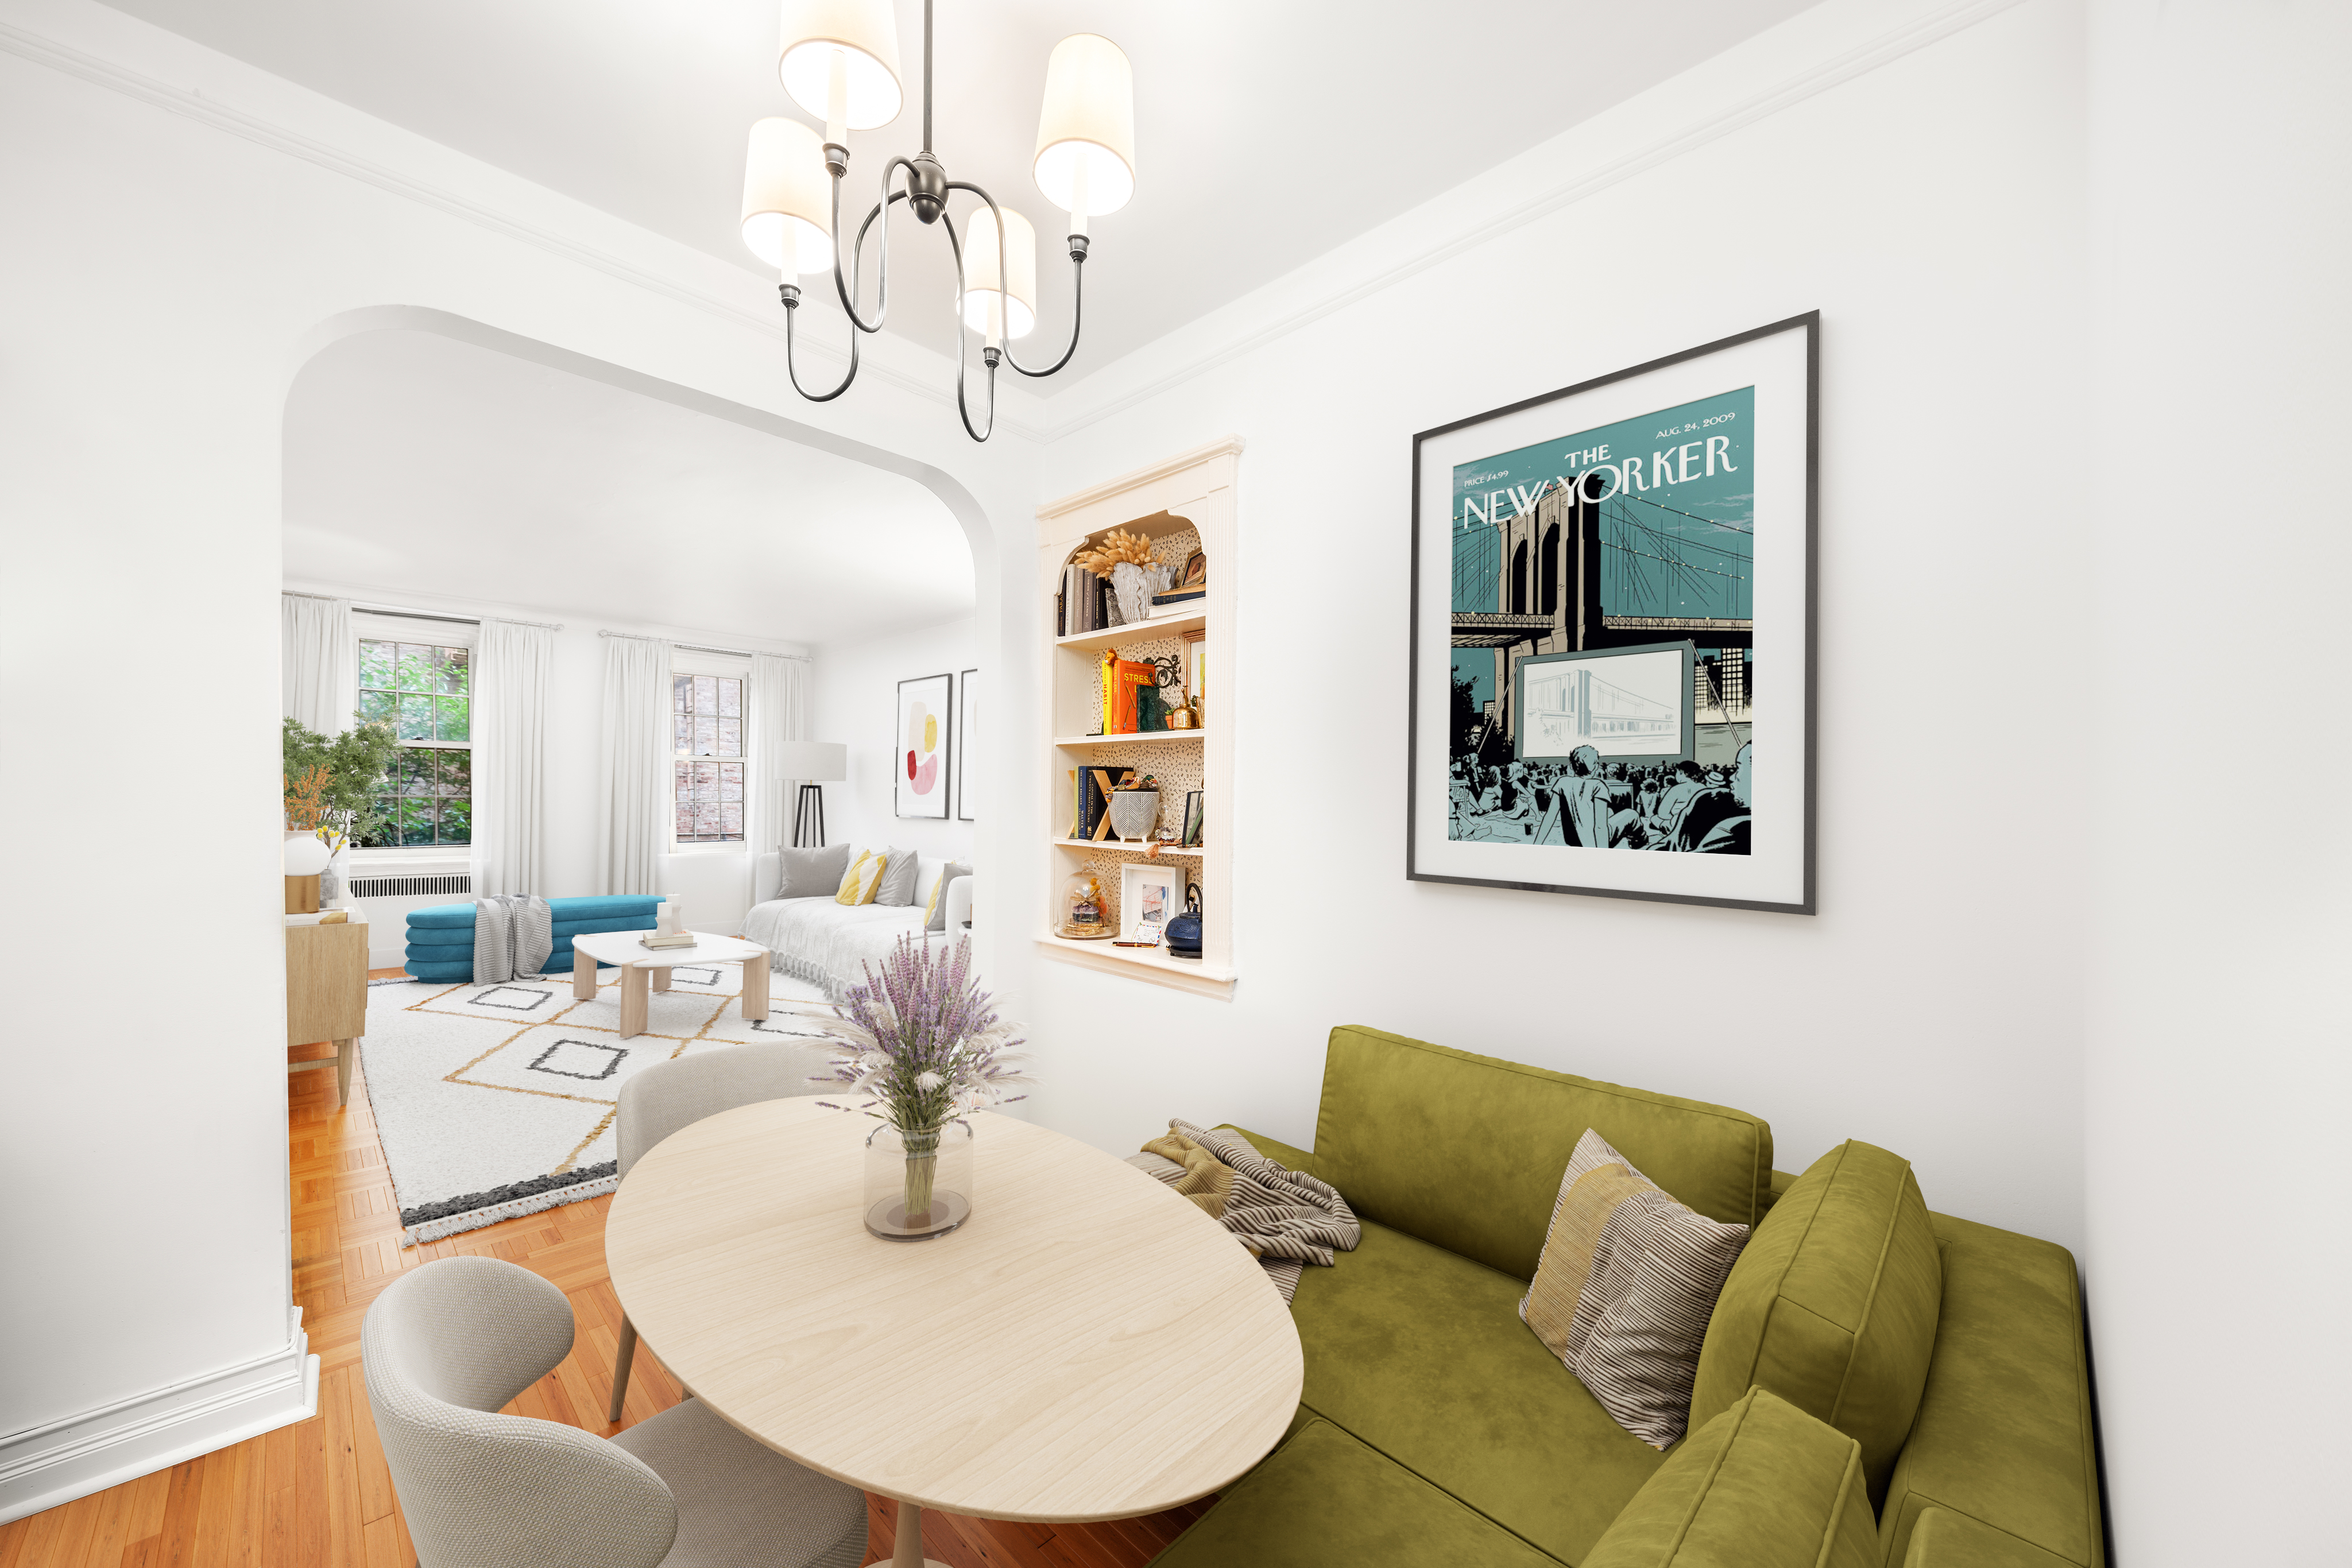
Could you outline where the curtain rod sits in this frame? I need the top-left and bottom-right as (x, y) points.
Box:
(598, 629), (811, 662)
(284, 590), (564, 632)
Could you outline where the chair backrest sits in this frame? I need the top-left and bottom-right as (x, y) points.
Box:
(617, 1042), (826, 1177)
(362, 1257), (678, 1568)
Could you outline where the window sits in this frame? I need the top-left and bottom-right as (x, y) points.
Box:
(674, 673), (744, 843)
(359, 638), (472, 846)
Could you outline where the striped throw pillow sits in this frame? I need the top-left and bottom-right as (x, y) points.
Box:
(835, 849), (886, 906)
(1521, 1128), (1750, 1449)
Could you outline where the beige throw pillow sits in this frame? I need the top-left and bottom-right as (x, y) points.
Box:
(1521, 1128), (1750, 1449)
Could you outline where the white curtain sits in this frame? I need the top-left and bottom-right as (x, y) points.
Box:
(281, 594), (356, 734)
(472, 620), (553, 897)
(594, 635), (672, 896)
(748, 652), (811, 853)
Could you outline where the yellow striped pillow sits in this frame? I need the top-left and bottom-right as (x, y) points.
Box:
(835, 849), (886, 906)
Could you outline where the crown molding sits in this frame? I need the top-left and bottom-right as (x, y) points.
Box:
(1023, 0), (2030, 444)
(1035, 435), (1246, 521)
(0, 7), (1054, 444)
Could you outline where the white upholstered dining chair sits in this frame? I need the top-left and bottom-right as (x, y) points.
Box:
(361, 1255), (865, 1568)
(608, 1040), (829, 1422)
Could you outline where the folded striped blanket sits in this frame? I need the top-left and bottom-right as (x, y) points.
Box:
(473, 894), (552, 984)
(1129, 1120), (1360, 1303)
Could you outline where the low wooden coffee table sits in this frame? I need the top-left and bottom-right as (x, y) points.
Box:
(568, 929), (771, 1040)
(606, 1097), (1302, 1567)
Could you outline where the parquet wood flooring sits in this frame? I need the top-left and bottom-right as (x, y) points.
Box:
(0, 972), (1209, 1568)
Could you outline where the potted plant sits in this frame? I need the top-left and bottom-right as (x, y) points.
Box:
(282, 716), (399, 901)
(817, 936), (1031, 1240)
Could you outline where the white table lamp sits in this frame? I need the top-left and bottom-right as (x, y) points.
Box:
(776, 741), (849, 847)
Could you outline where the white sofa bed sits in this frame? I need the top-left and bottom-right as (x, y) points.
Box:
(745, 850), (975, 1000)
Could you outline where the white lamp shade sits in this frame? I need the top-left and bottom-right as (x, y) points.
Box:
(283, 833), (331, 876)
(777, 0), (902, 131)
(961, 206), (1038, 339)
(741, 118), (834, 274)
(775, 740), (849, 781)
(1033, 34), (1135, 217)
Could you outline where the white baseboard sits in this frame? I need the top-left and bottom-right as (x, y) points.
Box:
(0, 1308), (319, 1526)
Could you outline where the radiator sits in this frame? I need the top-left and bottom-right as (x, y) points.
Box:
(349, 872), (472, 900)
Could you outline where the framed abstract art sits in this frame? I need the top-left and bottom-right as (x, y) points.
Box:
(1406, 313), (1817, 913)
(895, 672), (952, 819)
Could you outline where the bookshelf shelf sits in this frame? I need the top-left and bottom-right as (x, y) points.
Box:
(1037, 438), (1241, 999)
(1053, 731), (1203, 748)
(1054, 609), (1206, 653)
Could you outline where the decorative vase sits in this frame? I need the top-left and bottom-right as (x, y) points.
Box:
(1108, 789), (1160, 842)
(1165, 884), (1204, 960)
(1109, 560), (1175, 625)
(864, 1120), (974, 1241)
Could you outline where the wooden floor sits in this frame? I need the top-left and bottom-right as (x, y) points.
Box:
(0, 972), (1211, 1568)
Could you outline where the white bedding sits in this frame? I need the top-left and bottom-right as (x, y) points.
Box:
(742, 896), (949, 1000)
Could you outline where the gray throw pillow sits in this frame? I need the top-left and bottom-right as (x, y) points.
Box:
(873, 846), (922, 907)
(776, 843), (852, 899)
(926, 862), (972, 931)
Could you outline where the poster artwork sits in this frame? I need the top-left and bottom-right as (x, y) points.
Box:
(1448, 388), (1754, 856)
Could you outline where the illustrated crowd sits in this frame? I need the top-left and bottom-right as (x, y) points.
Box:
(1448, 742), (1751, 854)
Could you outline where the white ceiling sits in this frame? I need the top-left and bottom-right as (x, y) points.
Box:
(105, 0), (1815, 374)
(283, 330), (973, 645)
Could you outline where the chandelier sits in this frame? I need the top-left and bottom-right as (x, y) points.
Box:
(739, 0), (1136, 442)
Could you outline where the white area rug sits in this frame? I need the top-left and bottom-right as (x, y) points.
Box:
(359, 962), (841, 1245)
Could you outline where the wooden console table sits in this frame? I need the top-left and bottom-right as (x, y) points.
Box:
(287, 916), (368, 1107)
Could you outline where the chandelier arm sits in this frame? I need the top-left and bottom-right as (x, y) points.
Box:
(942, 211), (997, 442)
(830, 156), (914, 334)
(947, 180), (1086, 379)
(779, 289), (861, 402)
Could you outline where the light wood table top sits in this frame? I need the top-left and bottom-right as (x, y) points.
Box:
(570, 930), (767, 968)
(605, 1097), (1302, 1524)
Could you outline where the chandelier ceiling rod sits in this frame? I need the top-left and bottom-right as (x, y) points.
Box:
(741, 0), (1136, 441)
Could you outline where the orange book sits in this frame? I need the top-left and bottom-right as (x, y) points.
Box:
(1109, 658), (1155, 733)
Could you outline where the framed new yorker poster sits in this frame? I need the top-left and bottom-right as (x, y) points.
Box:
(895, 672), (951, 819)
(956, 668), (977, 820)
(1406, 312), (1817, 913)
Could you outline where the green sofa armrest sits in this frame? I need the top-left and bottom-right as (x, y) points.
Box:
(1221, 1125), (1320, 1182)
(1902, 1507), (2080, 1567)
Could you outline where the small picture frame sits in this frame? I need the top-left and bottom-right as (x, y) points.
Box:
(1181, 549), (1207, 589)
(1118, 862), (1179, 946)
(1181, 790), (1204, 848)
(1182, 627), (1206, 713)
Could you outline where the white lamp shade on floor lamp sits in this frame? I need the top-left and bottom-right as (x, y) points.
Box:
(776, 741), (848, 781)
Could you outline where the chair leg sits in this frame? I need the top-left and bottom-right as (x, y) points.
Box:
(608, 1315), (639, 1424)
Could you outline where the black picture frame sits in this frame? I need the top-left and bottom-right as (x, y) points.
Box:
(1405, 312), (1818, 914)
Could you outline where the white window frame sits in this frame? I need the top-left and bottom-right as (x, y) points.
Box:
(670, 648), (753, 854)
(350, 613), (477, 866)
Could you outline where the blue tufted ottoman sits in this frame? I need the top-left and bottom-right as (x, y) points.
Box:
(403, 896), (666, 982)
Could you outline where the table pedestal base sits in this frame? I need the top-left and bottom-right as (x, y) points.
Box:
(875, 1501), (950, 1568)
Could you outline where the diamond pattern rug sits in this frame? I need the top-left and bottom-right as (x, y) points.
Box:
(358, 963), (841, 1245)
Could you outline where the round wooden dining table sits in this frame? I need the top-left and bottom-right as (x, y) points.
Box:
(604, 1096), (1303, 1568)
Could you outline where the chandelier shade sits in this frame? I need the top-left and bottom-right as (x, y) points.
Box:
(1032, 34), (1136, 219)
(961, 206), (1038, 340)
(777, 0), (903, 131)
(741, 118), (834, 275)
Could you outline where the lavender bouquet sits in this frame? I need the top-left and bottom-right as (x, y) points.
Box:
(816, 935), (1030, 1224)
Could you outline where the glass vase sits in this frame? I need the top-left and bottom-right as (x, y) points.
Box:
(864, 1120), (973, 1241)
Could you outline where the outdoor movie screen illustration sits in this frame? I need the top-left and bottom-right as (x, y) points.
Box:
(1446, 388), (1753, 857)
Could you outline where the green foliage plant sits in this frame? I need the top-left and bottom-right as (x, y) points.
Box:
(282, 715), (400, 850)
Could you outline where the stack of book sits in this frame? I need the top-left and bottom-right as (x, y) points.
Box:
(640, 931), (697, 951)
(1057, 565), (1113, 636)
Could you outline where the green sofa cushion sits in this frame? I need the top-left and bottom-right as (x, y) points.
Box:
(1310, 1027), (1774, 1279)
(1878, 1213), (2102, 1568)
(1290, 1217), (1665, 1562)
(1581, 1388), (1876, 1568)
(1144, 1417), (1565, 1568)
(1690, 1140), (1940, 1506)
(1900, 1508), (2082, 1568)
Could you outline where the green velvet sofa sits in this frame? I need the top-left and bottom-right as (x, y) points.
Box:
(1146, 1026), (2104, 1568)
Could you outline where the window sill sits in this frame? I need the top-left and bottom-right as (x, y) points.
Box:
(350, 849), (471, 873)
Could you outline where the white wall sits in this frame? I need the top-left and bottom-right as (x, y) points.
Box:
(288, 580), (814, 952)
(1019, 0), (2094, 1254)
(810, 616), (978, 864)
(0, 0), (1031, 1518)
(2083, 3), (2352, 1563)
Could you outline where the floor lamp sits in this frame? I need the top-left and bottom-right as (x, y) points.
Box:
(775, 741), (848, 848)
